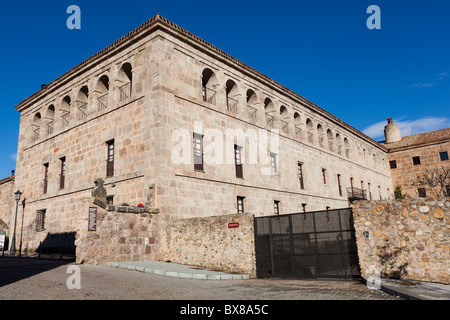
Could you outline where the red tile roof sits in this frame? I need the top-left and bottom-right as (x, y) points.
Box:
(385, 127), (450, 151)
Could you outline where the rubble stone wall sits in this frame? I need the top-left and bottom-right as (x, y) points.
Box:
(352, 198), (449, 284)
(75, 203), (160, 265)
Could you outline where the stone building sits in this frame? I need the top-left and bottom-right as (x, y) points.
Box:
(9, 15), (392, 255)
(0, 172), (15, 231)
(384, 118), (450, 197)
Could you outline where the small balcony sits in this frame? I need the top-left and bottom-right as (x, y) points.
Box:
(347, 187), (367, 201)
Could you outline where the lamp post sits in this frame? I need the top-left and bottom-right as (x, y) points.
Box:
(10, 190), (22, 255)
(19, 198), (26, 258)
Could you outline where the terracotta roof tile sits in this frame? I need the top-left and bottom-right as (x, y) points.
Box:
(386, 127), (450, 150)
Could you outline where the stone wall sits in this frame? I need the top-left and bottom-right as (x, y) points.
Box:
(352, 198), (449, 284)
(75, 202), (160, 265)
(160, 213), (256, 278)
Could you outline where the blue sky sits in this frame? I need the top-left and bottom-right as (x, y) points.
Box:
(0, 0), (449, 178)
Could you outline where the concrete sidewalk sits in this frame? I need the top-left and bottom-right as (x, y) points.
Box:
(378, 278), (450, 300)
(106, 260), (251, 280)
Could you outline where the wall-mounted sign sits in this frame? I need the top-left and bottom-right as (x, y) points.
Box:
(137, 203), (144, 208)
(88, 207), (98, 231)
(228, 222), (239, 228)
(0, 231), (5, 249)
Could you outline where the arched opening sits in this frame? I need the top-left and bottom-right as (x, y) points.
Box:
(46, 105), (55, 135)
(201, 68), (217, 104)
(246, 89), (258, 123)
(264, 98), (276, 129)
(306, 118), (314, 143)
(32, 112), (42, 141)
(279, 106), (289, 134)
(327, 129), (334, 152)
(336, 133), (342, 155)
(76, 86), (89, 121)
(61, 96), (71, 128)
(294, 112), (302, 140)
(317, 124), (325, 147)
(97, 75), (110, 111)
(118, 62), (133, 101)
(344, 137), (350, 158)
(225, 79), (239, 112)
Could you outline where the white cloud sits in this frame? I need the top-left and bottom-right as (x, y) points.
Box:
(409, 70), (450, 88)
(9, 153), (16, 161)
(362, 116), (450, 141)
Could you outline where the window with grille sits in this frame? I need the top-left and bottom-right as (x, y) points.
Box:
(270, 153), (277, 173)
(43, 163), (49, 194)
(298, 162), (304, 189)
(60, 157), (66, 190)
(274, 201), (280, 215)
(35, 210), (46, 232)
(235, 145), (243, 179)
(412, 156), (421, 165)
(237, 196), (245, 214)
(193, 133), (204, 171)
(440, 151), (449, 161)
(106, 140), (115, 177)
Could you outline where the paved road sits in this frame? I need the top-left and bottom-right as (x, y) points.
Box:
(0, 258), (399, 301)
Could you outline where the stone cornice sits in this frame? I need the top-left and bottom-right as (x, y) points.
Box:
(14, 14), (387, 152)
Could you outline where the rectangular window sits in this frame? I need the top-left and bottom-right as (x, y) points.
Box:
(337, 174), (342, 196)
(43, 163), (49, 194)
(440, 151), (449, 161)
(322, 168), (327, 184)
(389, 160), (397, 169)
(446, 185), (450, 197)
(298, 162), (304, 189)
(35, 209), (46, 232)
(302, 203), (307, 213)
(235, 145), (243, 179)
(274, 201), (280, 215)
(60, 157), (66, 190)
(106, 140), (115, 177)
(412, 156), (421, 165)
(270, 153), (277, 173)
(418, 188), (426, 198)
(237, 196), (245, 214)
(193, 133), (204, 171)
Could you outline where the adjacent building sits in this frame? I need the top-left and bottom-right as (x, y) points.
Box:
(384, 118), (450, 198)
(9, 15), (392, 253)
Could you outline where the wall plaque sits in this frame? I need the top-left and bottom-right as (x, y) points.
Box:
(88, 207), (98, 231)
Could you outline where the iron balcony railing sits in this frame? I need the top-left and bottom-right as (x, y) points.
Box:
(346, 187), (367, 201)
(227, 96), (238, 113)
(98, 93), (109, 111)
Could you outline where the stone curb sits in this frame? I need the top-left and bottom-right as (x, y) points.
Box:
(106, 262), (251, 280)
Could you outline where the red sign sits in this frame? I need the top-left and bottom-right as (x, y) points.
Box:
(228, 222), (239, 228)
(137, 203), (144, 208)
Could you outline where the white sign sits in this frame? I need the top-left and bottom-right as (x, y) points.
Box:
(0, 232), (5, 249)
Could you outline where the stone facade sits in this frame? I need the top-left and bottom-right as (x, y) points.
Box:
(75, 199), (160, 265)
(0, 174), (15, 230)
(160, 213), (256, 277)
(352, 198), (449, 284)
(10, 15), (391, 262)
(385, 125), (450, 198)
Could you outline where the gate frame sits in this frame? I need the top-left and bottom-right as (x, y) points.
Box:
(254, 207), (361, 279)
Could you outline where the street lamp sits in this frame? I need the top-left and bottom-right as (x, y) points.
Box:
(10, 190), (22, 255)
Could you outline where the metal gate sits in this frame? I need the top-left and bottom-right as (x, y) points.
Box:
(254, 208), (360, 279)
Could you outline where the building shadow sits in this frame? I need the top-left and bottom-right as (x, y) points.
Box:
(0, 232), (76, 288)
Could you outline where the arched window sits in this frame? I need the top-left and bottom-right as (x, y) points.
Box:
(294, 112), (302, 140)
(327, 129), (334, 152)
(61, 96), (71, 128)
(335, 133), (342, 155)
(201, 68), (217, 104)
(279, 106), (289, 134)
(46, 105), (55, 135)
(344, 137), (350, 158)
(119, 62), (133, 101)
(76, 86), (89, 121)
(97, 75), (110, 111)
(225, 79), (238, 113)
(32, 112), (42, 141)
(246, 89), (258, 123)
(317, 124), (324, 147)
(306, 118), (314, 143)
(264, 98), (276, 129)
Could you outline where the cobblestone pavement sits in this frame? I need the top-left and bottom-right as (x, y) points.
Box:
(0, 258), (400, 301)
